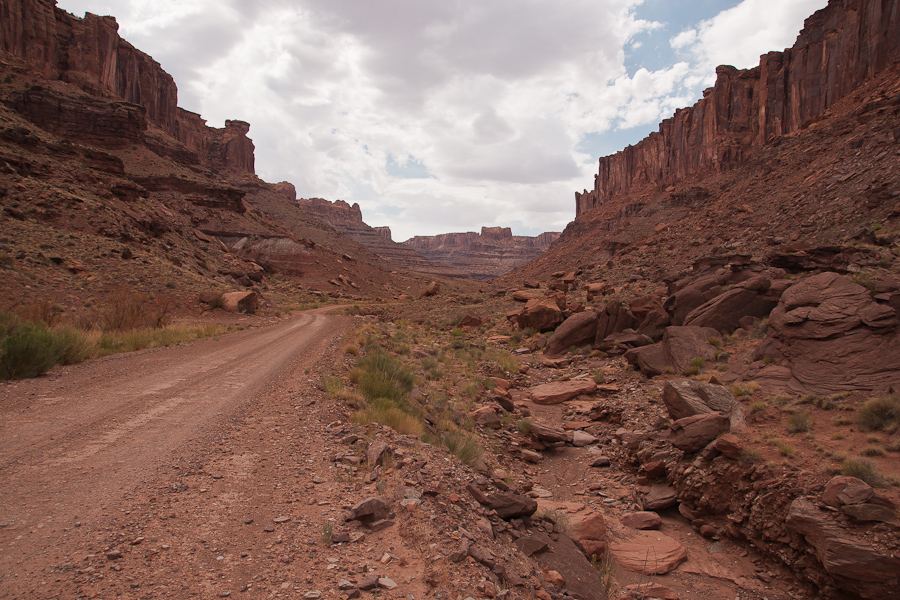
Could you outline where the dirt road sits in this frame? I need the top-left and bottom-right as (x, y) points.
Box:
(0, 308), (350, 597)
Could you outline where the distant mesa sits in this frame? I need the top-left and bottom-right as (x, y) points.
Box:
(404, 227), (561, 280)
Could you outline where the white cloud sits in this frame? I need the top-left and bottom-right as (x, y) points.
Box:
(56, 0), (829, 242)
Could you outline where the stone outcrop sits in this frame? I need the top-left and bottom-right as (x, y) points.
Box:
(752, 272), (900, 394)
(297, 197), (439, 272)
(0, 0), (256, 173)
(576, 0), (900, 216)
(403, 227), (561, 280)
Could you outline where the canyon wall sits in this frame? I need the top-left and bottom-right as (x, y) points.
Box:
(404, 227), (561, 280)
(0, 0), (255, 173)
(576, 0), (900, 216)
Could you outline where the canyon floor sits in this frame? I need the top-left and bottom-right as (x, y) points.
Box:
(5, 296), (894, 600)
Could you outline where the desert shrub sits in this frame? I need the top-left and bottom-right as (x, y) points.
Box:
(354, 349), (414, 403)
(515, 419), (533, 435)
(731, 381), (761, 397)
(0, 321), (62, 379)
(841, 458), (887, 487)
(351, 399), (424, 437)
(739, 447), (764, 465)
(750, 400), (767, 414)
(94, 289), (173, 331)
(857, 394), (900, 432)
(860, 445), (886, 457)
(441, 430), (483, 466)
(774, 440), (795, 457)
(496, 351), (519, 373)
(592, 369), (606, 384)
(343, 343), (360, 356)
(787, 410), (813, 433)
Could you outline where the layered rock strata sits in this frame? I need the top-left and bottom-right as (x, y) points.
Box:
(0, 0), (255, 172)
(576, 0), (900, 216)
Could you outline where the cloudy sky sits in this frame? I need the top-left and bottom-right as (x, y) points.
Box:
(56, 0), (827, 242)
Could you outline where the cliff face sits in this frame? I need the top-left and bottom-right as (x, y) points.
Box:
(0, 0), (255, 173)
(296, 197), (442, 272)
(404, 227), (561, 280)
(576, 0), (900, 216)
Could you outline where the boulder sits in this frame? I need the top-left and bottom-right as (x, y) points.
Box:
(512, 290), (541, 302)
(571, 431), (597, 447)
(488, 493), (537, 520)
(458, 311), (483, 327)
(636, 310), (671, 342)
(683, 275), (781, 333)
(609, 531), (687, 575)
(517, 297), (565, 332)
(662, 379), (745, 431)
(530, 380), (597, 405)
(664, 272), (729, 325)
(624, 326), (719, 377)
(586, 282), (612, 300)
(709, 433), (743, 459)
(593, 300), (639, 346)
(629, 294), (666, 321)
(345, 496), (391, 524)
(668, 413), (730, 453)
(620, 512), (662, 530)
(643, 484), (678, 510)
(530, 423), (570, 444)
(822, 476), (874, 508)
(752, 272), (900, 394)
(786, 498), (900, 599)
(570, 512), (608, 558)
(595, 331), (654, 355)
(221, 290), (259, 314)
(544, 311), (599, 357)
(420, 281), (440, 297)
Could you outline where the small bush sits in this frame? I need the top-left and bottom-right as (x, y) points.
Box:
(592, 369), (606, 384)
(0, 321), (62, 379)
(775, 440), (795, 457)
(442, 431), (483, 466)
(343, 343), (360, 356)
(496, 351), (519, 373)
(860, 445), (886, 457)
(731, 381), (761, 397)
(354, 350), (415, 402)
(841, 458), (887, 487)
(681, 365), (700, 377)
(740, 447), (764, 465)
(787, 410), (813, 434)
(750, 400), (767, 414)
(857, 394), (900, 432)
(515, 419), (533, 436)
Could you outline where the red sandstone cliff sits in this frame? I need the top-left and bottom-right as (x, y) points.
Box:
(576, 0), (900, 216)
(0, 0), (255, 173)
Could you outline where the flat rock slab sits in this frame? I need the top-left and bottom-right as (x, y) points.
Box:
(530, 380), (597, 405)
(620, 511), (662, 530)
(610, 531), (687, 575)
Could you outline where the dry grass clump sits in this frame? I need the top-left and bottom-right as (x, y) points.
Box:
(786, 410), (813, 434)
(840, 458), (887, 487)
(857, 394), (900, 433)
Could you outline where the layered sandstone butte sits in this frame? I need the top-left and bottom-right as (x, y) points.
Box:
(404, 227), (561, 280)
(297, 198), (442, 273)
(0, 0), (255, 173)
(576, 0), (900, 216)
